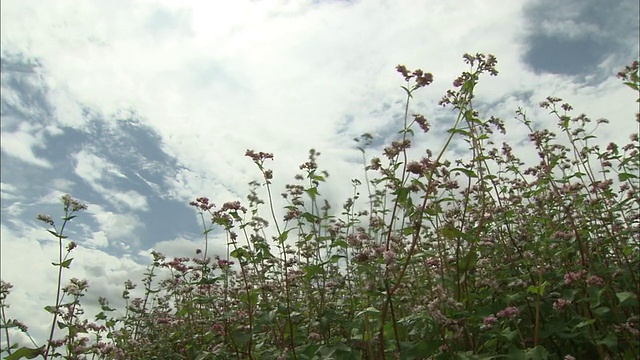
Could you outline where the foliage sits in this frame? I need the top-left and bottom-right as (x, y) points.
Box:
(1, 55), (639, 360)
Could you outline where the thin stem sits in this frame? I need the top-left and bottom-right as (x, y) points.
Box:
(44, 216), (70, 359)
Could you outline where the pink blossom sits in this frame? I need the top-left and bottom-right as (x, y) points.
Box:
(496, 306), (520, 319)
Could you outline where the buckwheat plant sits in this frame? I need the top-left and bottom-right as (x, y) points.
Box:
(2, 54), (638, 359)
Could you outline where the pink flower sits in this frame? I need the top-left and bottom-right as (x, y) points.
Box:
(564, 270), (585, 285)
(481, 316), (498, 330)
(553, 299), (572, 312)
(496, 306), (520, 319)
(586, 275), (605, 286)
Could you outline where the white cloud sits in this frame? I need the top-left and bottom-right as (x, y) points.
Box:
(0, 182), (19, 200)
(74, 150), (149, 211)
(73, 150), (111, 184)
(0, 221), (147, 348)
(48, 178), (75, 192)
(0, 127), (53, 168)
(86, 230), (109, 248)
(86, 204), (143, 241)
(540, 19), (600, 40)
(1, 0), (637, 353)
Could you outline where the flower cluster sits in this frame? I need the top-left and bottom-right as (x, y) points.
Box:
(496, 306), (520, 319)
(189, 196), (215, 211)
(395, 65), (434, 88)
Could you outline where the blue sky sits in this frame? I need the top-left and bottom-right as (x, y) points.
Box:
(1, 0), (638, 349)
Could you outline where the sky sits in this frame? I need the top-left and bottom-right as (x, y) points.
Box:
(1, 0), (639, 350)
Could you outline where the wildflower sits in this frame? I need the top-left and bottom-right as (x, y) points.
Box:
(553, 298), (572, 312)
(368, 157), (382, 170)
(453, 75), (467, 88)
(383, 139), (411, 159)
(496, 306), (520, 319)
(406, 161), (426, 175)
(425, 257), (439, 267)
(413, 114), (430, 133)
(383, 250), (396, 265)
(396, 65), (410, 80)
(354, 251), (370, 263)
(245, 149), (274, 163)
(189, 197), (215, 211)
(284, 209), (301, 221)
(62, 194), (87, 212)
(66, 241), (77, 252)
(0, 280), (13, 300)
(481, 316), (498, 330)
(414, 70), (434, 88)
(586, 275), (605, 286)
(48, 339), (65, 348)
(217, 259), (234, 268)
(564, 270), (585, 285)
(7, 319), (28, 332)
(551, 231), (573, 241)
(37, 214), (55, 226)
(63, 278), (89, 296)
(221, 201), (246, 212)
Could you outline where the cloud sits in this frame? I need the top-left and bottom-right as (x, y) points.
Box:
(0, 220), (148, 348)
(0, 182), (19, 200)
(1, 0), (637, 351)
(0, 125), (53, 168)
(86, 203), (144, 242)
(74, 150), (149, 211)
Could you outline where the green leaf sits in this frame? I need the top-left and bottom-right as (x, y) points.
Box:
(230, 248), (249, 260)
(441, 226), (474, 243)
(355, 306), (380, 317)
(304, 264), (323, 280)
(402, 226), (414, 235)
(399, 340), (442, 359)
(395, 186), (410, 206)
(305, 187), (320, 200)
(573, 319), (595, 330)
(231, 329), (251, 346)
(278, 230), (290, 244)
(618, 172), (638, 181)
(451, 167), (478, 178)
(331, 239), (349, 248)
(593, 306), (610, 317)
(448, 128), (471, 137)
(441, 226), (458, 240)
(525, 345), (549, 360)
(616, 291), (638, 307)
(301, 212), (320, 223)
(60, 258), (73, 268)
(5, 346), (45, 360)
(194, 351), (211, 360)
(624, 81), (639, 91)
(527, 282), (548, 296)
(596, 333), (618, 351)
(47, 229), (60, 238)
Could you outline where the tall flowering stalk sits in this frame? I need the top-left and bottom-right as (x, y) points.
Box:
(38, 195), (87, 359)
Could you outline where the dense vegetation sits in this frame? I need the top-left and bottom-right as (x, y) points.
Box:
(2, 54), (639, 359)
